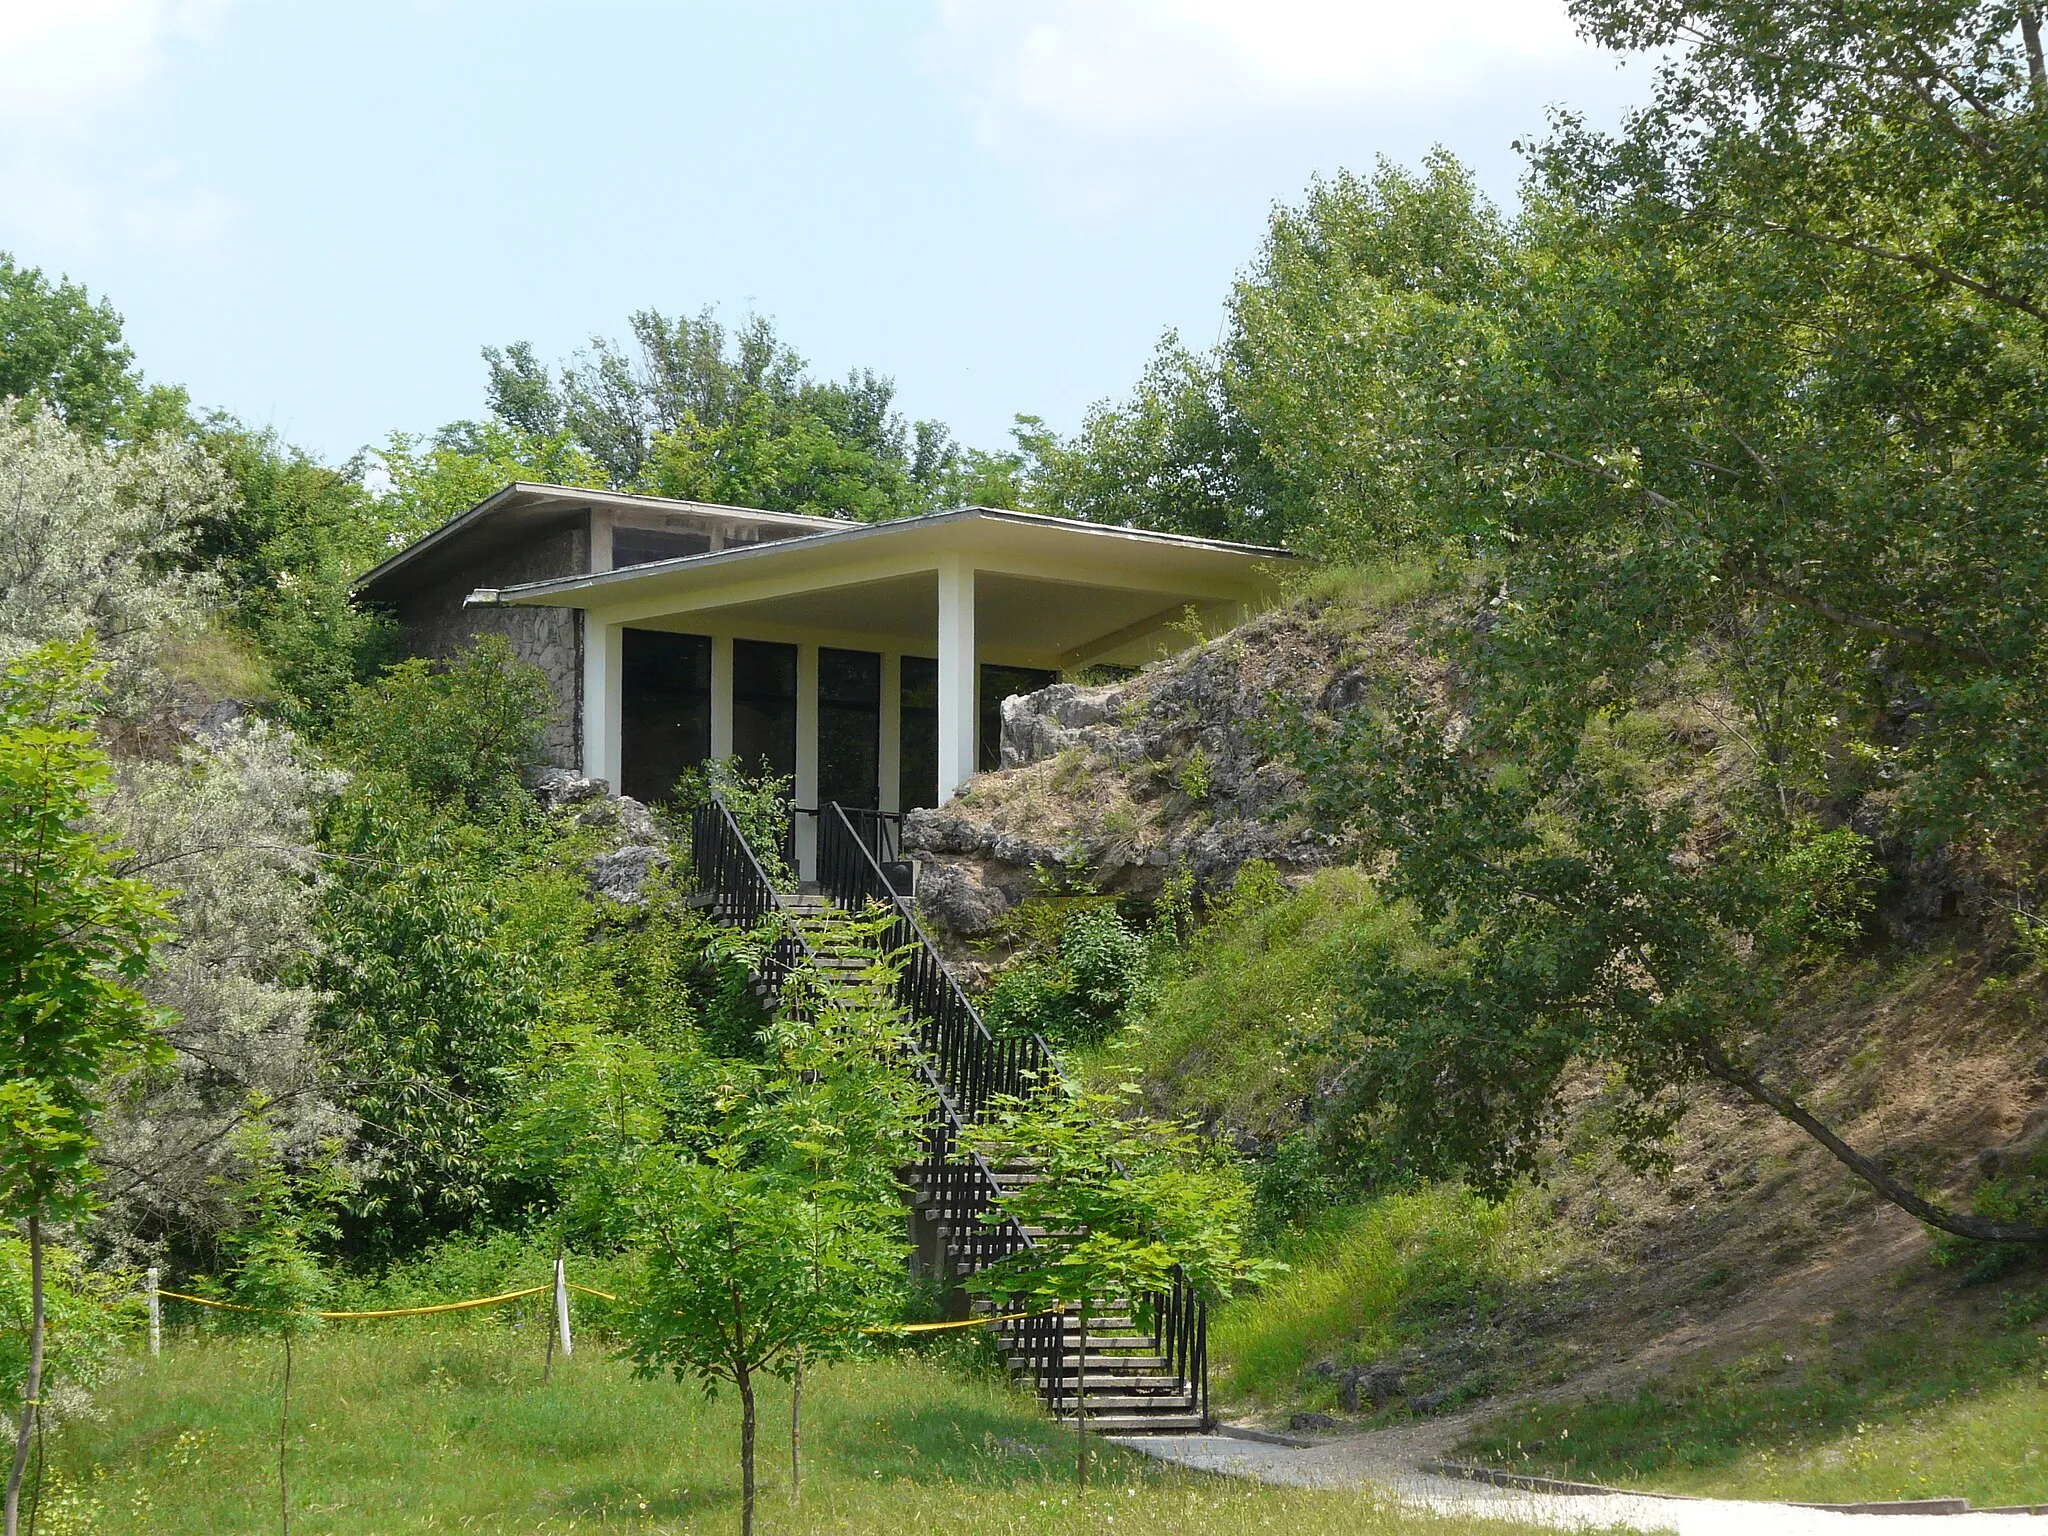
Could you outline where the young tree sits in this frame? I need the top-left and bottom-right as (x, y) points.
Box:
(220, 1106), (340, 1536)
(621, 1130), (816, 1536)
(756, 913), (930, 1498)
(961, 1085), (1271, 1486)
(0, 641), (170, 1536)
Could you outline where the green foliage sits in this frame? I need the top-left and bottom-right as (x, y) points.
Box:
(328, 638), (554, 820)
(218, 1108), (339, 1339)
(1128, 865), (1416, 1147)
(311, 791), (557, 1253)
(0, 406), (219, 707)
(374, 417), (606, 551)
(982, 907), (1151, 1049)
(465, 307), (993, 520)
(0, 253), (187, 443)
(191, 423), (399, 729)
(962, 1085), (1272, 1316)
(672, 757), (794, 889)
(0, 641), (171, 1227)
(1213, 1184), (1548, 1406)
(0, 1238), (139, 1424)
(1022, 155), (1504, 553)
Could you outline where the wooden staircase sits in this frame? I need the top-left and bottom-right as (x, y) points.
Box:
(692, 798), (1209, 1434)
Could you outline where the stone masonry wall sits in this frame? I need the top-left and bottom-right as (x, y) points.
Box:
(395, 518), (589, 769)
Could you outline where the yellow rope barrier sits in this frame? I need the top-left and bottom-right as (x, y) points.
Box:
(156, 1284), (549, 1320)
(157, 1281), (1051, 1333)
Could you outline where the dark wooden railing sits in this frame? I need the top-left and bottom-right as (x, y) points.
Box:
(694, 792), (1207, 1424)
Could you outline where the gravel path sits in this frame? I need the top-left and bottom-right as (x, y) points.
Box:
(1107, 1430), (2043, 1535)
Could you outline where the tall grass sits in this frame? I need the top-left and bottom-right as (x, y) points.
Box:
(1461, 1289), (2048, 1506)
(1123, 867), (1418, 1141)
(1213, 1185), (1553, 1409)
(32, 1328), (1541, 1536)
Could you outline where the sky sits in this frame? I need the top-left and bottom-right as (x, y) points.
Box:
(0, 1), (1649, 464)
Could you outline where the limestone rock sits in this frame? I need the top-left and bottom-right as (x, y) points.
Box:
(903, 593), (1448, 937)
(588, 844), (671, 904)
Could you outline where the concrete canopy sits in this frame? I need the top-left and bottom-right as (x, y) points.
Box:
(474, 506), (1293, 668)
(469, 506), (1296, 834)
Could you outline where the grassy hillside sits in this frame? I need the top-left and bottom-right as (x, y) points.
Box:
(945, 569), (2048, 1504)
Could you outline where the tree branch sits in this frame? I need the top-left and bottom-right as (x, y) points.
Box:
(1760, 221), (2048, 322)
(1701, 1045), (2045, 1245)
(1733, 563), (1998, 665)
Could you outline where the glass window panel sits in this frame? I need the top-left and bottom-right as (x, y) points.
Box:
(732, 639), (798, 781)
(899, 656), (938, 812)
(620, 629), (712, 804)
(611, 527), (711, 567)
(818, 648), (881, 809)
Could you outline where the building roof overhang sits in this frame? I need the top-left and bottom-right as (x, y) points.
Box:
(352, 482), (847, 607)
(470, 506), (1299, 668)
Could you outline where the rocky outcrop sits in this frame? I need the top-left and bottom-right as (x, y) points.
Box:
(905, 590), (1450, 937)
(531, 769), (675, 904)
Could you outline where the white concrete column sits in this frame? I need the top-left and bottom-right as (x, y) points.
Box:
(878, 652), (902, 814)
(710, 634), (734, 760)
(582, 614), (623, 790)
(936, 556), (977, 804)
(795, 642), (820, 879)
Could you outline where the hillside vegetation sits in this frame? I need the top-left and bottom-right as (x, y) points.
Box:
(929, 561), (2048, 1498)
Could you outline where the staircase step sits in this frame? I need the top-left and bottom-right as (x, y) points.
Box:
(1056, 1413), (1208, 1433)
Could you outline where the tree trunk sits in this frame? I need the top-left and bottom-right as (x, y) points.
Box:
(279, 1334), (293, 1536)
(790, 1344), (803, 1503)
(1704, 1047), (2048, 1244)
(737, 1363), (756, 1536)
(1075, 1292), (1088, 1490)
(5, 1217), (45, 1536)
(2023, 8), (2047, 106)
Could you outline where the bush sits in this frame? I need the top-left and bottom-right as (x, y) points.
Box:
(982, 906), (1151, 1048)
(328, 637), (553, 817)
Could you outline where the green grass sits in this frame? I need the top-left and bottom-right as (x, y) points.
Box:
(1213, 1185), (1555, 1410)
(29, 1326), (1539, 1536)
(1122, 867), (1417, 1140)
(1460, 1287), (2048, 1507)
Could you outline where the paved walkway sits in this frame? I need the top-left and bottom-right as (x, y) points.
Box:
(1107, 1431), (2043, 1536)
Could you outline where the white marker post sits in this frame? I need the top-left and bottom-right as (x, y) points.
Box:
(553, 1256), (573, 1358)
(147, 1266), (160, 1357)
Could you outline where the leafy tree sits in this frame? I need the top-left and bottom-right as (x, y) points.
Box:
(94, 719), (349, 1263)
(192, 422), (401, 728)
(219, 1106), (341, 1536)
(614, 921), (925, 1533)
(312, 801), (552, 1258)
(1282, 682), (2048, 1245)
(328, 637), (555, 820)
(0, 407), (222, 708)
(375, 417), (606, 551)
(468, 307), (981, 518)
(622, 1128), (823, 1536)
(0, 253), (188, 442)
(1022, 155), (1503, 552)
(961, 1085), (1270, 1485)
(0, 641), (170, 1536)
(756, 913), (931, 1497)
